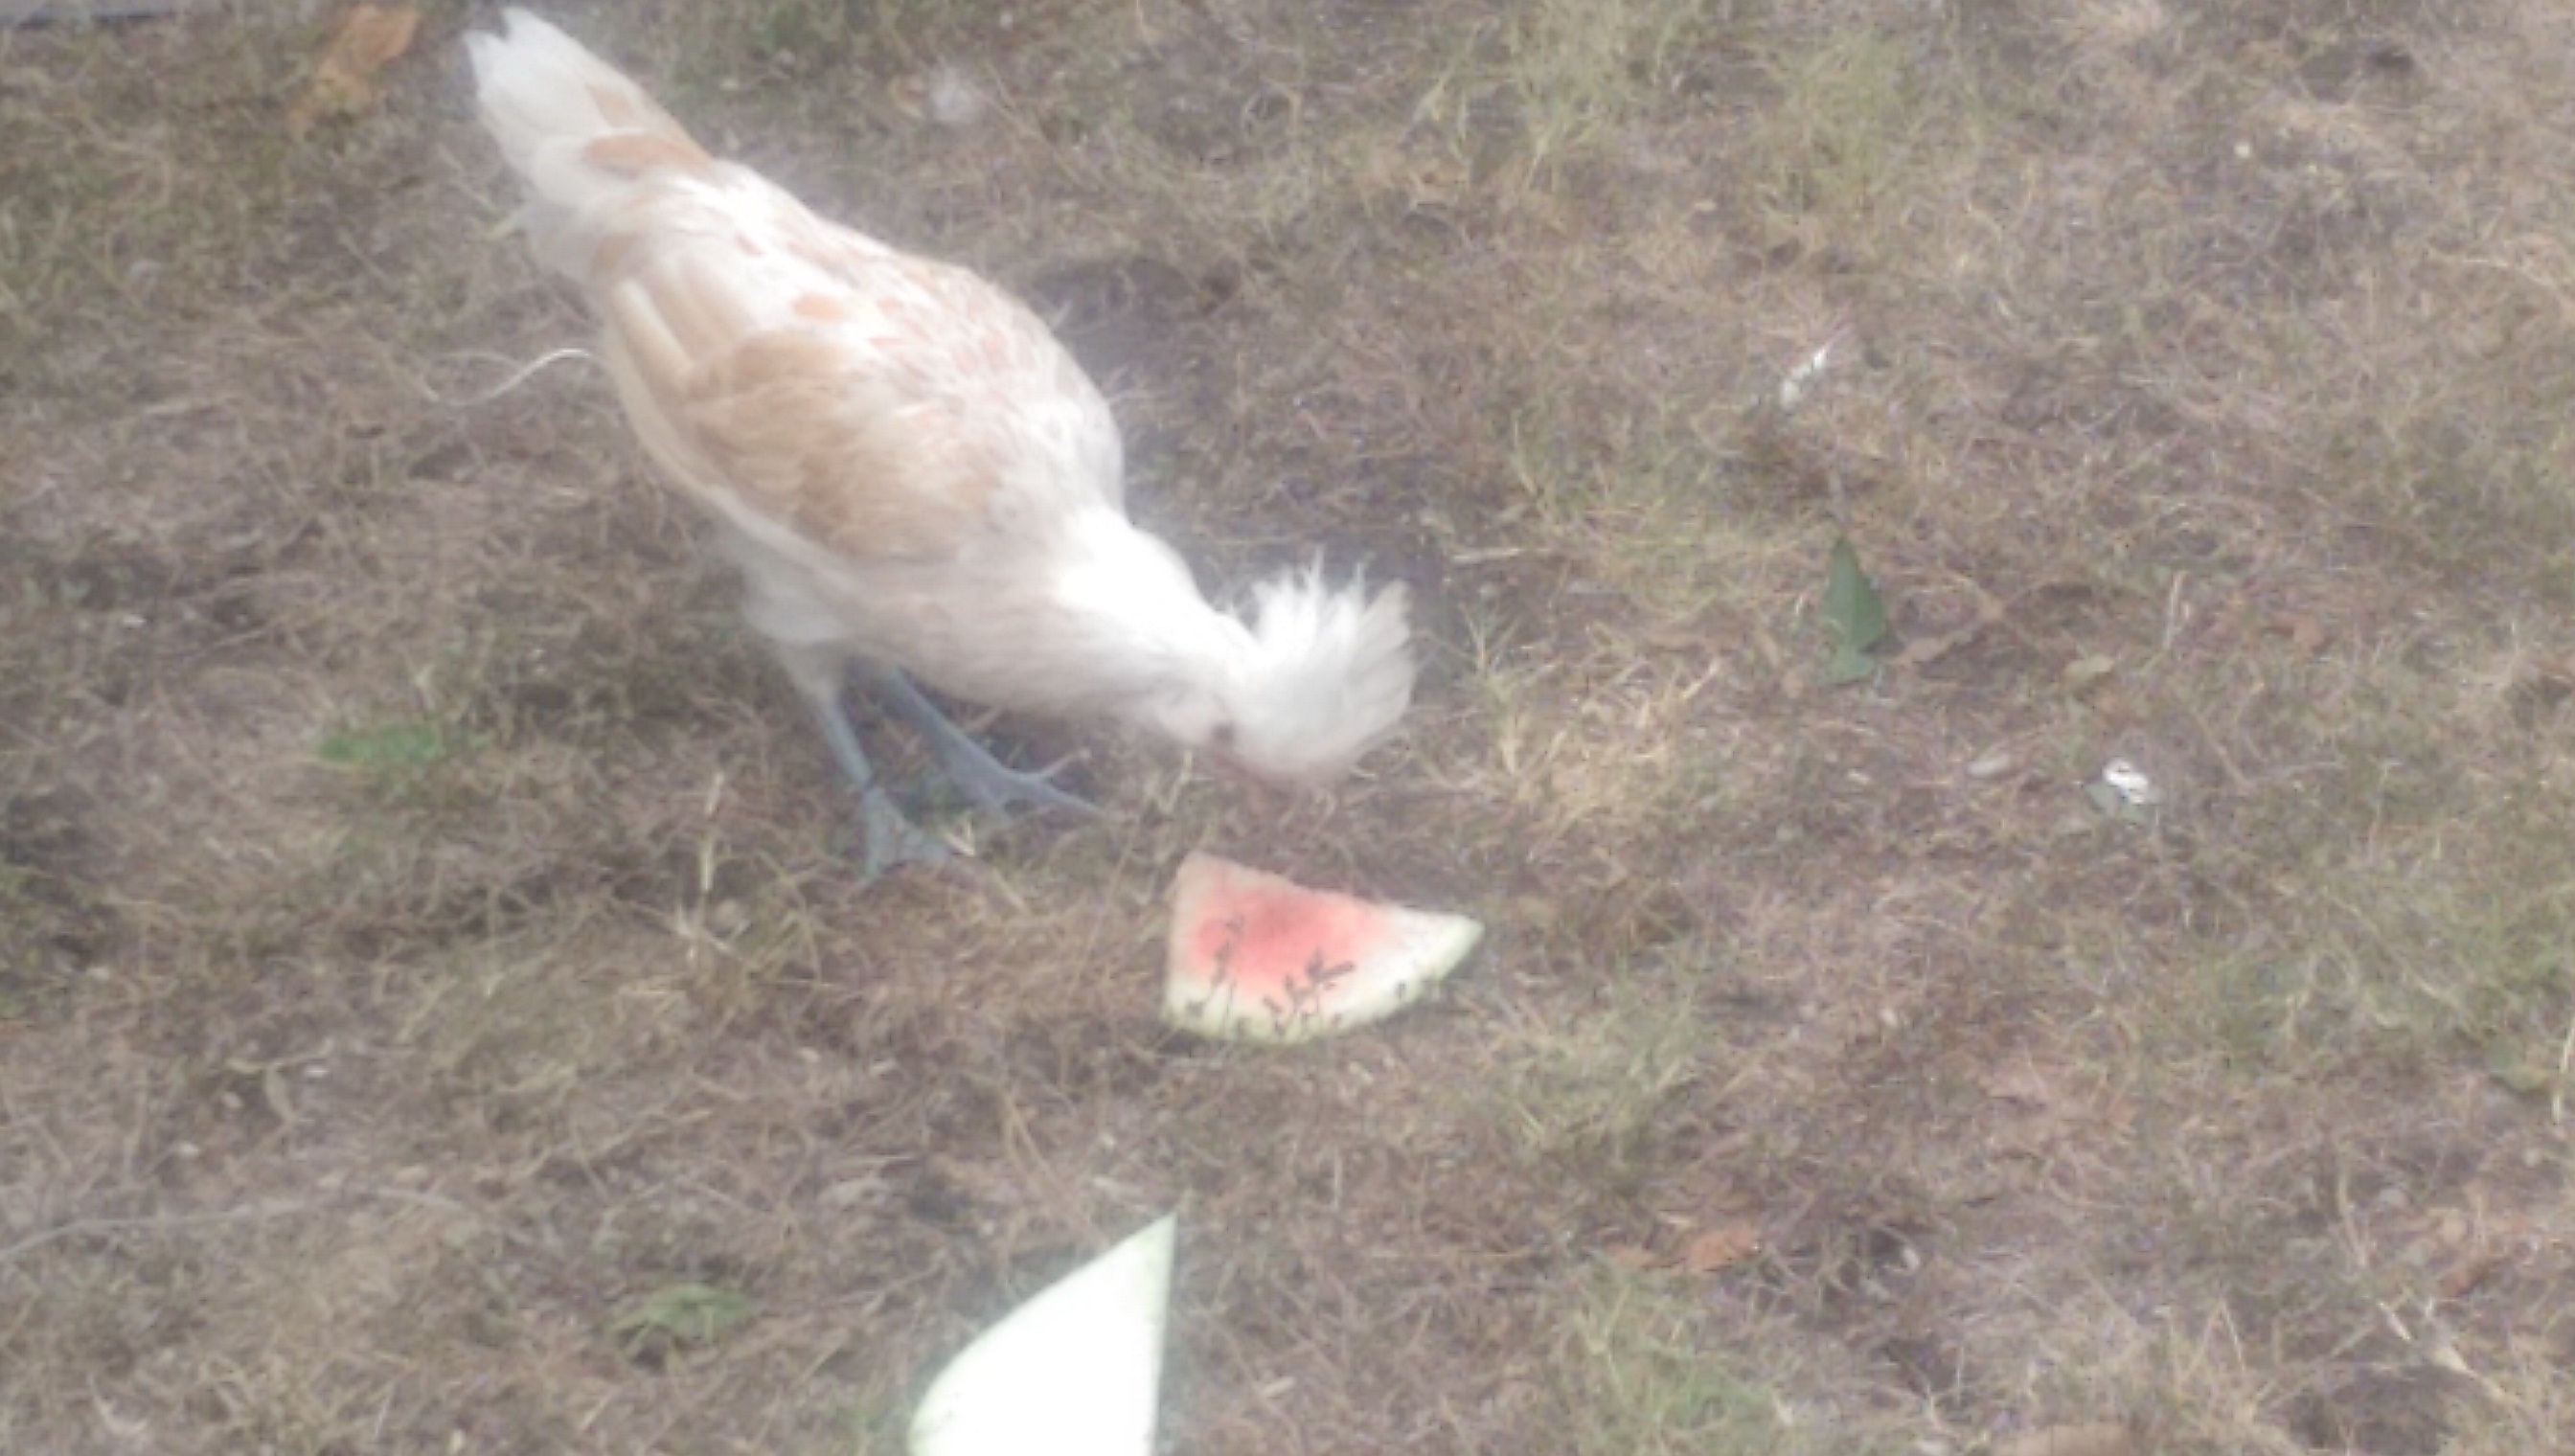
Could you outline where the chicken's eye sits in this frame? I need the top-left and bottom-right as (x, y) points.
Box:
(1209, 722), (1239, 752)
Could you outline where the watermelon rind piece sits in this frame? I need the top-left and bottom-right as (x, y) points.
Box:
(1162, 852), (1485, 1044)
(909, 1214), (1176, 1456)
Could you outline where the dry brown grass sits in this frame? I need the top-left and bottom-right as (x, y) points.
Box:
(6, 0), (2573, 1452)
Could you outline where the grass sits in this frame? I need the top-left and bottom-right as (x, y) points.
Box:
(4, 0), (2574, 1452)
(1562, 1269), (1809, 1456)
(1493, 965), (1712, 1193)
(1745, 28), (1920, 261)
(315, 717), (487, 801)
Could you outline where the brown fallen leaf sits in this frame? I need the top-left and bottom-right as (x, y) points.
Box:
(1678, 1222), (1762, 1273)
(1983, 1061), (2066, 1109)
(1994, 1423), (2133, 1456)
(1603, 1243), (1663, 1271)
(2270, 611), (2329, 654)
(2439, 1245), (2514, 1300)
(1980, 1058), (2136, 1158)
(1889, 627), (1969, 669)
(1890, 587), (2006, 669)
(2062, 653), (2118, 694)
(287, 3), (421, 139)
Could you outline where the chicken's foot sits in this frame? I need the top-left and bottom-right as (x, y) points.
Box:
(867, 669), (1099, 819)
(802, 687), (954, 880)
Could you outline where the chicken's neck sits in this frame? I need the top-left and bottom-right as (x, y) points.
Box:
(1039, 509), (1252, 727)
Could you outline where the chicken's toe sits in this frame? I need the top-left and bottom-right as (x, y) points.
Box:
(871, 669), (1099, 819)
(855, 786), (953, 881)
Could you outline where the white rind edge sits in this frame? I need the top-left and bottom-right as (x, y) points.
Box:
(908, 1215), (1177, 1456)
(1163, 884), (1487, 1045)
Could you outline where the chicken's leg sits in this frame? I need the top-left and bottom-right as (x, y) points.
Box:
(865, 668), (1099, 818)
(799, 685), (953, 879)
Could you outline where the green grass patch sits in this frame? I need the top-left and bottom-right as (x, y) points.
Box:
(1747, 29), (1917, 256)
(611, 1281), (760, 1364)
(1497, 970), (1709, 1194)
(316, 717), (489, 807)
(1563, 1269), (1812, 1456)
(1505, 0), (1708, 185)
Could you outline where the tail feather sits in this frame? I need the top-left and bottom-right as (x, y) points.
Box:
(1229, 572), (1414, 785)
(466, 9), (709, 278)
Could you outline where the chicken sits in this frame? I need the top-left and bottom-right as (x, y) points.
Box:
(465, 11), (1415, 876)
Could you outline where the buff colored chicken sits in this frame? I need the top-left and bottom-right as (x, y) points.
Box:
(466, 11), (1414, 876)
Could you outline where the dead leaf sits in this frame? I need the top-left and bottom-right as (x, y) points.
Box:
(2273, 612), (2329, 654)
(1603, 1243), (1663, 1271)
(287, 4), (421, 139)
(1983, 1062), (2065, 1109)
(1890, 628), (1967, 668)
(1678, 1222), (1762, 1273)
(1891, 586), (2006, 668)
(1982, 1059), (2131, 1154)
(1994, 1423), (2134, 1456)
(2438, 1247), (2511, 1300)
(2062, 653), (2118, 694)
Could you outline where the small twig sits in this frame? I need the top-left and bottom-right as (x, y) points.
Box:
(415, 347), (602, 408)
(2553, 1010), (2574, 1127)
(2, 0), (205, 27)
(1, 1184), (477, 1268)
(0, 1201), (312, 1265)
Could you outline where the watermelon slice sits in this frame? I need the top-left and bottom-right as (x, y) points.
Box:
(909, 1215), (1176, 1456)
(1163, 852), (1484, 1043)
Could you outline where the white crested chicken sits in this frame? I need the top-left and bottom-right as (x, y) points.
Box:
(465, 11), (1415, 876)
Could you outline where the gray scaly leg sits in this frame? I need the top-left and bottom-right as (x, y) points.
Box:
(865, 667), (1098, 818)
(798, 684), (951, 880)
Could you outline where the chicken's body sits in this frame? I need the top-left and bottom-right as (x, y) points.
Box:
(466, 11), (1414, 873)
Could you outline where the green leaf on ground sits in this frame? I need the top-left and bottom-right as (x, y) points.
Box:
(611, 1282), (759, 1358)
(2485, 1041), (2556, 1097)
(1819, 535), (1887, 685)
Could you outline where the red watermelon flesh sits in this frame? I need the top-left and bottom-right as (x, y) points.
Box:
(1163, 853), (1483, 1043)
